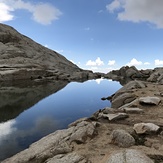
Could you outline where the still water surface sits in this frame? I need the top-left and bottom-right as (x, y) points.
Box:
(0, 79), (121, 161)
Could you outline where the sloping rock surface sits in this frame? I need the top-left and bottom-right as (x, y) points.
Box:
(0, 23), (96, 81)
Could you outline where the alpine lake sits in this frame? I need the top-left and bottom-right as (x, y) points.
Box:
(0, 78), (121, 161)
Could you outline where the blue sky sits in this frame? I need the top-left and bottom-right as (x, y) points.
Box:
(0, 0), (163, 72)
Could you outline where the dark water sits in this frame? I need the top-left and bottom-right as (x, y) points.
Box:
(0, 79), (121, 161)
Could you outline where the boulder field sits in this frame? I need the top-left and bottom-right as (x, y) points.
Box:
(2, 79), (163, 163)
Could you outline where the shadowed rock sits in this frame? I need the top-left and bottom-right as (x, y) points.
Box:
(0, 80), (68, 122)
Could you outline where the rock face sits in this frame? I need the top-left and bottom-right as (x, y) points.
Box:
(0, 23), (98, 81)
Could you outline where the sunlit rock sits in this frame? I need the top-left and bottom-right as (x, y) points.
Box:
(133, 123), (160, 134)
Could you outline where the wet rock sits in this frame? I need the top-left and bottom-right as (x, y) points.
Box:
(110, 129), (135, 147)
(139, 96), (161, 105)
(133, 123), (160, 134)
(105, 149), (154, 163)
(46, 152), (88, 163)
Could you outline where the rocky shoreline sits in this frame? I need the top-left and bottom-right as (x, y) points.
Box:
(2, 68), (163, 163)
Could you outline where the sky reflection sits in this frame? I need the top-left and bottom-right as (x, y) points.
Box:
(0, 79), (121, 161)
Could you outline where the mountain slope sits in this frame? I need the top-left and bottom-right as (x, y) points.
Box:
(0, 23), (93, 81)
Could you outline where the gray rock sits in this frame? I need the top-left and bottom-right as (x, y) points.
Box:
(118, 99), (139, 110)
(102, 107), (117, 114)
(99, 113), (129, 121)
(68, 117), (89, 128)
(123, 107), (144, 114)
(105, 149), (154, 163)
(46, 153), (88, 163)
(111, 80), (147, 108)
(133, 123), (160, 134)
(147, 67), (163, 84)
(110, 130), (135, 147)
(69, 121), (97, 143)
(139, 96), (161, 105)
(112, 92), (137, 108)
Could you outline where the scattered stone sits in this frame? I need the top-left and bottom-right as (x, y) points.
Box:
(110, 129), (135, 147)
(133, 123), (160, 134)
(139, 96), (161, 105)
(123, 107), (144, 114)
(99, 113), (129, 121)
(105, 149), (154, 163)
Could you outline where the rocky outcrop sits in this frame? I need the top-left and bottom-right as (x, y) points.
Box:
(105, 66), (147, 83)
(107, 80), (146, 108)
(0, 23), (100, 81)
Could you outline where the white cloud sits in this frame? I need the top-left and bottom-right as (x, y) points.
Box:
(155, 59), (163, 66)
(107, 0), (163, 28)
(126, 58), (142, 67)
(0, 2), (14, 22)
(0, 119), (16, 140)
(108, 60), (116, 66)
(86, 57), (104, 66)
(106, 0), (121, 13)
(32, 4), (62, 25)
(144, 62), (150, 65)
(95, 78), (104, 84)
(0, 0), (62, 25)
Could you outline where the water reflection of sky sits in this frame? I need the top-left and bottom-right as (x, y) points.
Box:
(0, 79), (121, 161)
